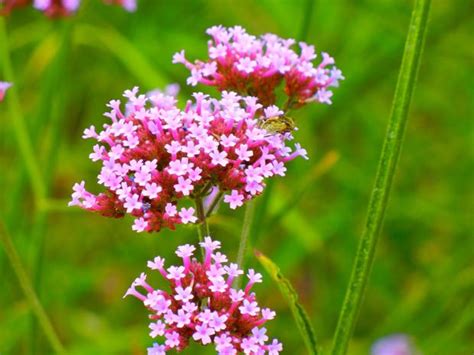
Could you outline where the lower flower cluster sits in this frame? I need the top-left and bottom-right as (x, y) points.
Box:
(125, 237), (282, 354)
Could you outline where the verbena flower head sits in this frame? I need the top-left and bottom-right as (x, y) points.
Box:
(125, 236), (282, 354)
(69, 87), (307, 232)
(0, 0), (136, 16)
(0, 81), (12, 102)
(173, 25), (344, 108)
(371, 334), (417, 355)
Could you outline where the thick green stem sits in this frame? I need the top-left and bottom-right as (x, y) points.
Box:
(0, 221), (66, 354)
(330, 1), (431, 354)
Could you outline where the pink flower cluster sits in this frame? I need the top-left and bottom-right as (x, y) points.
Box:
(69, 87), (307, 232)
(125, 237), (282, 354)
(173, 25), (344, 108)
(0, 0), (135, 16)
(0, 81), (12, 102)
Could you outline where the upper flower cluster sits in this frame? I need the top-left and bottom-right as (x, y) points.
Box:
(0, 0), (136, 16)
(69, 87), (307, 232)
(125, 237), (282, 354)
(173, 25), (344, 108)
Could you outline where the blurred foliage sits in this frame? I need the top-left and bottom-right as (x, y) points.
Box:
(0, 0), (473, 354)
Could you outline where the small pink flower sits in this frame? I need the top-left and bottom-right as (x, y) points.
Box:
(0, 81), (12, 102)
(174, 176), (194, 196)
(193, 324), (215, 345)
(149, 321), (166, 338)
(178, 207), (197, 224)
(223, 190), (244, 209)
(147, 342), (166, 355)
(132, 217), (148, 233)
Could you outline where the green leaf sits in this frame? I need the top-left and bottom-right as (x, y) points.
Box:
(255, 250), (319, 355)
(330, 0), (432, 354)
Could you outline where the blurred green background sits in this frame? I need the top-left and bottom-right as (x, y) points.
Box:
(0, 0), (473, 354)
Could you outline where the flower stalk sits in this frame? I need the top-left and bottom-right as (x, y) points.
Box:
(330, 0), (431, 353)
(195, 196), (210, 239)
(235, 199), (256, 288)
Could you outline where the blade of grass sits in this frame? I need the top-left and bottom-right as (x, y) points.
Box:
(0, 18), (46, 204)
(74, 24), (167, 89)
(0, 220), (66, 354)
(0, 18), (74, 355)
(27, 22), (74, 355)
(330, 1), (431, 353)
(255, 250), (319, 355)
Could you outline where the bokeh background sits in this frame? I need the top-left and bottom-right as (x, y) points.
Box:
(1, 0), (472, 354)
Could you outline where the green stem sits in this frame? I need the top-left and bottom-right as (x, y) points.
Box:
(205, 190), (224, 218)
(330, 1), (431, 354)
(235, 200), (256, 287)
(195, 197), (210, 257)
(0, 221), (66, 354)
(0, 18), (46, 204)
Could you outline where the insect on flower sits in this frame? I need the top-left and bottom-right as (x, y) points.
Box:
(259, 115), (296, 134)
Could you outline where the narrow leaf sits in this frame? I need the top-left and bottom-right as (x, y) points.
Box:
(330, 0), (432, 353)
(255, 250), (319, 355)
